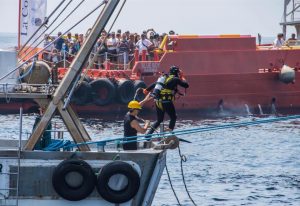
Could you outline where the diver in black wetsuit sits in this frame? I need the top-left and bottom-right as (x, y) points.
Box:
(144, 66), (189, 134)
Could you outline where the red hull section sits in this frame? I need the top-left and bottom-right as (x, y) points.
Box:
(2, 35), (300, 116)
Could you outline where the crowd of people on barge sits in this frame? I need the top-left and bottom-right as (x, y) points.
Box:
(42, 29), (175, 68)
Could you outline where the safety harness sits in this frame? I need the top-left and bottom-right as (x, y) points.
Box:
(156, 75), (176, 110)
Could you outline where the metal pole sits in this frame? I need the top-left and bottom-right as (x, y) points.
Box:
(283, 0), (288, 38)
(17, 107), (23, 206)
(18, 0), (22, 50)
(63, 49), (66, 68)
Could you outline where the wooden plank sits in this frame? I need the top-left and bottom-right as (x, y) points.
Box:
(57, 102), (90, 151)
(24, 101), (57, 150)
(65, 104), (91, 141)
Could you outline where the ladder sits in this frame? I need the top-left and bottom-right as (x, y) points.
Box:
(0, 109), (23, 206)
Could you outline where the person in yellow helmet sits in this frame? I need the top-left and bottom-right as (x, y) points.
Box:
(123, 97), (151, 150)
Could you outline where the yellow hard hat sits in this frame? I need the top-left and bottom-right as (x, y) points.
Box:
(128, 100), (142, 110)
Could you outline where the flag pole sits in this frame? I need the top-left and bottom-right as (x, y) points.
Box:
(18, 0), (22, 50)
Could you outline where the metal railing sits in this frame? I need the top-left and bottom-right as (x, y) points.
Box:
(0, 108), (23, 206)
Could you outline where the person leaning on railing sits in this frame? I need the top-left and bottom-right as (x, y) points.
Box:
(135, 33), (153, 60)
(96, 37), (108, 69)
(117, 33), (130, 65)
(273, 33), (285, 48)
(286, 33), (298, 46)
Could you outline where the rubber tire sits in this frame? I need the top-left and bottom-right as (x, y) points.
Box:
(90, 78), (116, 106)
(96, 161), (140, 204)
(71, 81), (93, 105)
(116, 79), (135, 104)
(52, 159), (96, 201)
(133, 80), (147, 102)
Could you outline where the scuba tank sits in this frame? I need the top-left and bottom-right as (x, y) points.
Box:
(151, 74), (166, 99)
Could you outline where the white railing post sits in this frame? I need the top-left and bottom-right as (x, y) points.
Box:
(63, 50), (66, 68)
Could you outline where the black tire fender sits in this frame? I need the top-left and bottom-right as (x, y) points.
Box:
(90, 78), (116, 106)
(52, 159), (96, 201)
(96, 161), (140, 203)
(72, 81), (93, 105)
(116, 79), (135, 104)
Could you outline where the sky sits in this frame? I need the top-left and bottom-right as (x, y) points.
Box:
(0, 0), (288, 37)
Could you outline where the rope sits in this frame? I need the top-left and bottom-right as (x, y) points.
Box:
(48, 114), (300, 151)
(17, 60), (36, 80)
(178, 145), (197, 206)
(165, 163), (181, 206)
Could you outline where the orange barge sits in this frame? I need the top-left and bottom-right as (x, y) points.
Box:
(2, 34), (300, 116)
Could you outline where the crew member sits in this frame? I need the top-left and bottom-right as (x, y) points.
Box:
(123, 100), (150, 150)
(144, 66), (189, 134)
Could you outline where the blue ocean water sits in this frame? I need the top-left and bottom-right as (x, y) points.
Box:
(0, 33), (17, 49)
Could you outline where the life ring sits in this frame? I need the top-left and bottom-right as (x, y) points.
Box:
(71, 81), (93, 105)
(133, 80), (147, 101)
(52, 159), (96, 201)
(116, 79), (135, 104)
(90, 78), (116, 106)
(96, 161), (140, 204)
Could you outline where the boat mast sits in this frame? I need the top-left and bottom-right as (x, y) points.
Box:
(24, 0), (120, 151)
(18, 0), (21, 49)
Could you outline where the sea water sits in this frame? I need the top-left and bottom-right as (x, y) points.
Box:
(0, 114), (299, 206)
(0, 33), (17, 49)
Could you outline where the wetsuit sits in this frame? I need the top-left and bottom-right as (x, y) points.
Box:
(123, 112), (138, 150)
(146, 75), (189, 134)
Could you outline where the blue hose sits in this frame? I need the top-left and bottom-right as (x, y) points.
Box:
(18, 60), (36, 80)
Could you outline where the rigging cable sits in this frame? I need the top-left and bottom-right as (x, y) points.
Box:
(78, 0), (128, 84)
(19, 0), (67, 53)
(20, 0), (76, 58)
(63, 0), (128, 109)
(0, 0), (107, 82)
(19, 0), (86, 63)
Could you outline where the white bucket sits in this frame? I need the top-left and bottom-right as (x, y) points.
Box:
(0, 49), (18, 92)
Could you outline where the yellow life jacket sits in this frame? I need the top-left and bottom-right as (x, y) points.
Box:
(159, 75), (175, 102)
